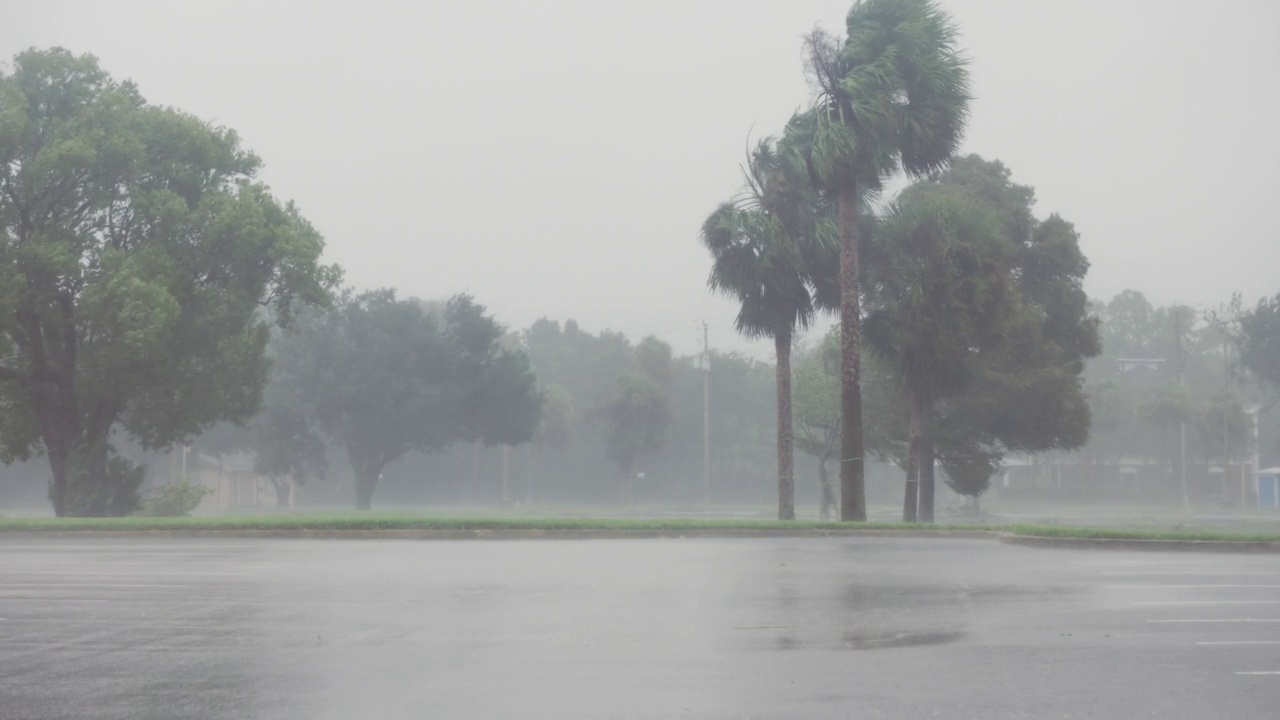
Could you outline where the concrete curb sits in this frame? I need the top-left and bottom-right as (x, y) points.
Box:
(999, 533), (1280, 554)
(3, 528), (1277, 552)
(0, 528), (1000, 541)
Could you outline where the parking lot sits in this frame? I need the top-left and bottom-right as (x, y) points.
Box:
(1, 536), (1278, 719)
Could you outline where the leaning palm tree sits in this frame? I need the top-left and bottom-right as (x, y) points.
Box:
(701, 138), (835, 520)
(790, 0), (971, 521)
(862, 185), (1008, 522)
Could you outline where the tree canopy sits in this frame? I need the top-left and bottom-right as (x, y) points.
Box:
(0, 48), (336, 515)
(271, 290), (541, 509)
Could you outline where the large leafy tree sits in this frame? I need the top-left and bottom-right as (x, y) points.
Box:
(1240, 292), (1280, 393)
(862, 184), (1009, 521)
(0, 49), (334, 516)
(921, 158), (1100, 514)
(598, 336), (672, 504)
(701, 138), (835, 520)
(289, 290), (541, 509)
(791, 0), (971, 521)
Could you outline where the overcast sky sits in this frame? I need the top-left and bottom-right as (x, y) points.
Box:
(3, 0), (1277, 357)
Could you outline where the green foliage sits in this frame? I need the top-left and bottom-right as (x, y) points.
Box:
(862, 184), (1010, 404)
(533, 385), (574, 452)
(1240, 291), (1280, 392)
(793, 328), (842, 518)
(270, 289), (542, 508)
(0, 48), (337, 516)
(701, 138), (835, 341)
(796, 0), (971, 192)
(794, 329), (840, 450)
(598, 337), (673, 497)
(1083, 289), (1268, 466)
(133, 480), (213, 517)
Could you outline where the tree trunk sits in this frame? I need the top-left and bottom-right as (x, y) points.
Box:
(837, 183), (867, 521)
(526, 448), (535, 505)
(621, 459), (634, 505)
(919, 438), (936, 523)
(355, 472), (378, 511)
(470, 441), (481, 503)
(903, 391), (923, 523)
(46, 436), (71, 517)
(272, 478), (291, 508)
(501, 445), (510, 505)
(350, 449), (383, 511)
(775, 331), (795, 521)
(41, 377), (82, 517)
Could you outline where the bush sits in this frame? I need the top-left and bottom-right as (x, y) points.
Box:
(133, 480), (213, 517)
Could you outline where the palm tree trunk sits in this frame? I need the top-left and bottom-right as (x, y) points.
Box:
(919, 438), (936, 523)
(775, 331), (795, 521)
(903, 391), (923, 523)
(838, 182), (867, 522)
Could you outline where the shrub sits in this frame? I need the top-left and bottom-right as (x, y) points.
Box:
(133, 480), (213, 517)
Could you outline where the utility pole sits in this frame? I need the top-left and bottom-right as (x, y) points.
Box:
(702, 320), (711, 504)
(1175, 305), (1189, 510)
(1223, 330), (1232, 503)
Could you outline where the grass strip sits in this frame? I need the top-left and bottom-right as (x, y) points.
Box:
(0, 514), (983, 533)
(1, 515), (1277, 543)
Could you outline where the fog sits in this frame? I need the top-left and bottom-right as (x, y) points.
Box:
(7, 3), (1280, 716)
(4, 0), (1276, 357)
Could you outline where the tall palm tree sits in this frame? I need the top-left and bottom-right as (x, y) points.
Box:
(701, 138), (835, 520)
(792, 0), (971, 521)
(862, 185), (1008, 522)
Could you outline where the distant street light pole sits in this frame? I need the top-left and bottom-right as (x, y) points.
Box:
(1175, 306), (1189, 510)
(702, 321), (711, 504)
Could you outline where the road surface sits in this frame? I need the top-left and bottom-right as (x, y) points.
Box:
(2, 536), (1278, 719)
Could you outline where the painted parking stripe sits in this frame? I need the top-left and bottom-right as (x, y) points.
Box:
(1147, 619), (1280, 624)
(1106, 585), (1280, 589)
(1102, 571), (1277, 576)
(0, 579), (192, 586)
(1235, 671), (1280, 676)
(1199, 641), (1280, 646)
(1134, 601), (1280, 606)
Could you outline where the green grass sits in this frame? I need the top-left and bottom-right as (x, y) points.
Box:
(1, 513), (1277, 543)
(0, 513), (986, 533)
(1006, 524), (1280, 543)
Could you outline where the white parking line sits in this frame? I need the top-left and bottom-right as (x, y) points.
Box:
(1102, 571), (1277, 576)
(1147, 619), (1280, 624)
(0, 570), (249, 577)
(1134, 601), (1280, 606)
(1107, 585), (1280, 589)
(0, 583), (192, 589)
(1235, 671), (1280, 676)
(0, 597), (110, 603)
(1198, 641), (1280, 646)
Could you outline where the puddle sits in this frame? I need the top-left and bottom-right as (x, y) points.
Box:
(841, 629), (964, 650)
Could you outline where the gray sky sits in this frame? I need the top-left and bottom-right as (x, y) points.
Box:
(3, 0), (1278, 357)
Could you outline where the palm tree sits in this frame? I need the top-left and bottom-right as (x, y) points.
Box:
(862, 185), (1008, 522)
(701, 139), (835, 520)
(792, 0), (971, 521)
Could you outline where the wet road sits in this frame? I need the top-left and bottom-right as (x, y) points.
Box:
(2, 537), (1278, 719)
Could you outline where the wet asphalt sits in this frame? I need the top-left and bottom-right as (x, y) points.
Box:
(1, 536), (1278, 719)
